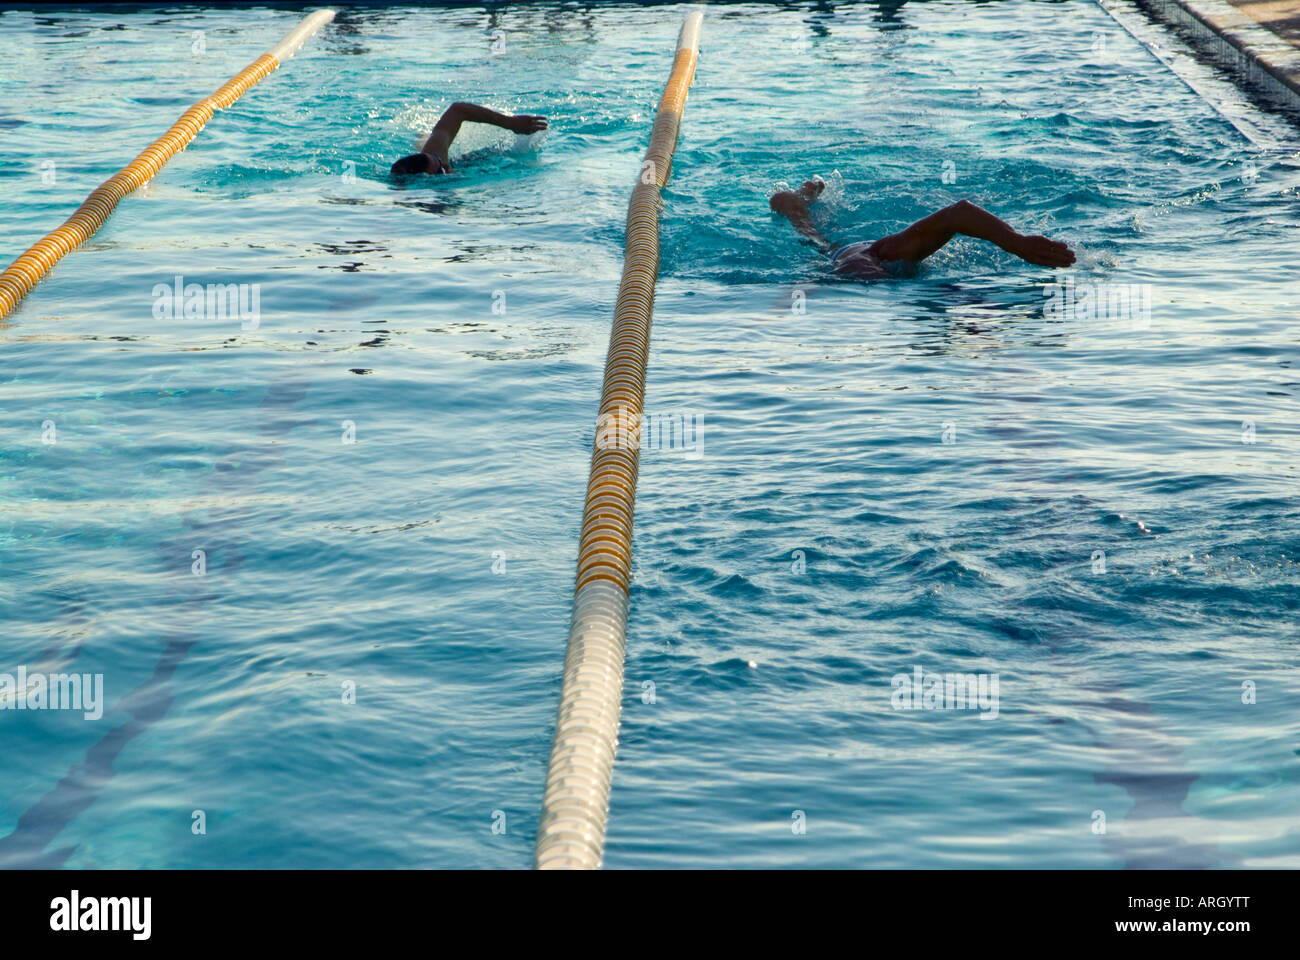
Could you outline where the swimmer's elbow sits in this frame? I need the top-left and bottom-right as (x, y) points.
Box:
(942, 198), (979, 231)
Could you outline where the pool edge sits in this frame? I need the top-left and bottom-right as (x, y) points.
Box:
(1132, 0), (1300, 117)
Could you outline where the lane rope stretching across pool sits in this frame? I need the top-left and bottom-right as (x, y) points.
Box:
(0, 8), (336, 322)
(535, 8), (703, 871)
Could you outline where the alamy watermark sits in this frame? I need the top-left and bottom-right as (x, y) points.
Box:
(0, 666), (104, 720)
(1043, 273), (1151, 329)
(50, 890), (150, 940)
(596, 404), (704, 459)
(152, 275), (261, 330)
(891, 665), (999, 719)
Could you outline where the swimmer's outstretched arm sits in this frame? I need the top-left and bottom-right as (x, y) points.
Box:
(421, 102), (548, 166)
(870, 199), (1075, 267)
(769, 181), (835, 255)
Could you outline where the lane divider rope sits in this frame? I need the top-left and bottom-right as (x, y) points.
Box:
(535, 8), (703, 871)
(0, 8), (336, 321)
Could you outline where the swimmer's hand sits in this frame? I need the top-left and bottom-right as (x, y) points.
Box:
(1010, 233), (1076, 268)
(507, 114), (548, 135)
(769, 191), (804, 216)
(770, 179), (833, 253)
(769, 179), (825, 214)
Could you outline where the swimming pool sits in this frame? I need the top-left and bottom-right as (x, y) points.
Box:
(1, 0), (1297, 869)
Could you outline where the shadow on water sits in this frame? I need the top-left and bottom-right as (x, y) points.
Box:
(0, 378), (316, 868)
(1087, 687), (1239, 869)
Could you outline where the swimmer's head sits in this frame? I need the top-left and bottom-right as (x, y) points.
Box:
(391, 152), (451, 176)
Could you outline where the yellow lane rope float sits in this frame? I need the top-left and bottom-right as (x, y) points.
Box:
(535, 9), (703, 871)
(0, 9), (335, 322)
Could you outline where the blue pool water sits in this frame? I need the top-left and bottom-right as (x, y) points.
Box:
(1, 1), (1298, 869)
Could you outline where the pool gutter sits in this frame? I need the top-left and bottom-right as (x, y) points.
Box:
(1131, 0), (1300, 115)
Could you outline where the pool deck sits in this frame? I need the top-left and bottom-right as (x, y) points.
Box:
(1228, 0), (1300, 46)
(1134, 0), (1300, 111)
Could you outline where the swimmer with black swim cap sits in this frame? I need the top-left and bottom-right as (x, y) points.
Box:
(769, 179), (1075, 280)
(391, 101), (548, 176)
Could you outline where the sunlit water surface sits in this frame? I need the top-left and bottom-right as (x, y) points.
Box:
(1, 1), (1297, 868)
